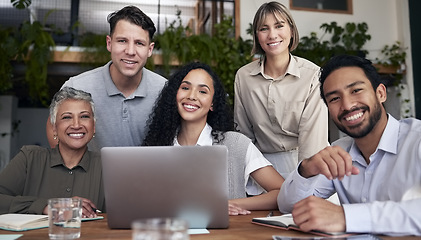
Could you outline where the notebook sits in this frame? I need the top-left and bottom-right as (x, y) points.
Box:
(101, 145), (229, 229)
(252, 214), (357, 238)
(0, 214), (103, 231)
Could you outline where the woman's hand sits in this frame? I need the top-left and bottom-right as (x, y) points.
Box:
(42, 197), (99, 218)
(42, 206), (48, 215)
(228, 201), (251, 215)
(72, 196), (99, 218)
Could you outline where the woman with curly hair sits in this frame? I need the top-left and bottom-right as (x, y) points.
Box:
(143, 62), (284, 215)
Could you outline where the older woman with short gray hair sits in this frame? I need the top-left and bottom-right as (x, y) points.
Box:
(0, 87), (104, 218)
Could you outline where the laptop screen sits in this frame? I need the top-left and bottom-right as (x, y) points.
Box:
(101, 145), (229, 229)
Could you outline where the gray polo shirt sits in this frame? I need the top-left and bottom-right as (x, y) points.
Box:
(63, 61), (167, 151)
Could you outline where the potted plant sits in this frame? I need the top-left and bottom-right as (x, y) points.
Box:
(374, 41), (410, 117)
(292, 21), (371, 66)
(374, 41), (407, 86)
(153, 11), (253, 105)
(0, 1), (55, 107)
(0, 1), (54, 168)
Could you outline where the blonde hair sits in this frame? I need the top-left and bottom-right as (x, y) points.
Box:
(251, 1), (299, 55)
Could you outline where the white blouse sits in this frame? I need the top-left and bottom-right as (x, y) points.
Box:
(174, 123), (272, 195)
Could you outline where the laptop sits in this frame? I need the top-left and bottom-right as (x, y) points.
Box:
(101, 145), (229, 229)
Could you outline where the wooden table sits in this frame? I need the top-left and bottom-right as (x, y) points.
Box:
(0, 211), (419, 239)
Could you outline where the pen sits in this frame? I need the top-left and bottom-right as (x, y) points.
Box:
(92, 207), (102, 214)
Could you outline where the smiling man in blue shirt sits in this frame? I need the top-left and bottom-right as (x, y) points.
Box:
(277, 55), (421, 236)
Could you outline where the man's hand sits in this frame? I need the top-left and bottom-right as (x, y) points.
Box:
(299, 146), (359, 180)
(292, 196), (346, 233)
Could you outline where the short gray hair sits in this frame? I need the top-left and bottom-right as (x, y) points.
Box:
(49, 87), (95, 126)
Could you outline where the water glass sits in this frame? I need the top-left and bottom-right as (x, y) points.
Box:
(132, 218), (189, 240)
(48, 198), (82, 239)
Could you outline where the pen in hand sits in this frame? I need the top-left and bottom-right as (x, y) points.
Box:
(91, 207), (102, 214)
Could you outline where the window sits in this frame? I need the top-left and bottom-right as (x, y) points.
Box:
(290, 0), (352, 14)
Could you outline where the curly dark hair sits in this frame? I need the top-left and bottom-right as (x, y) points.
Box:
(143, 62), (235, 146)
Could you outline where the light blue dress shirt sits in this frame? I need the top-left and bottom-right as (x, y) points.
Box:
(278, 114), (421, 236)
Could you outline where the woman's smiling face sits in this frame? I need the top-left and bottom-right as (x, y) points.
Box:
(53, 99), (95, 151)
(257, 13), (292, 57)
(176, 69), (215, 125)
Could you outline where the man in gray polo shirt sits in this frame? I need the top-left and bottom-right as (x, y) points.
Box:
(47, 6), (166, 151)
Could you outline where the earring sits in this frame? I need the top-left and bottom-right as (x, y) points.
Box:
(93, 133), (95, 138)
(53, 135), (57, 140)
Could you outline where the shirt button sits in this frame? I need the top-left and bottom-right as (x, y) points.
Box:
(361, 197), (367, 203)
(123, 109), (128, 113)
(69, 171), (73, 175)
(66, 188), (71, 192)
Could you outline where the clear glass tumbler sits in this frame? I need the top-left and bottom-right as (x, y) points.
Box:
(48, 198), (82, 239)
(132, 218), (189, 240)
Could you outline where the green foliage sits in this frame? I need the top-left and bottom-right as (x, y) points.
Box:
(18, 20), (55, 106)
(154, 10), (215, 75)
(293, 32), (331, 67)
(320, 22), (370, 52)
(375, 41), (407, 69)
(79, 32), (110, 67)
(375, 41), (407, 87)
(0, 26), (18, 93)
(0, 2), (55, 106)
(212, 17), (253, 103)
(0, 20), (55, 106)
(293, 21), (371, 66)
(154, 13), (253, 105)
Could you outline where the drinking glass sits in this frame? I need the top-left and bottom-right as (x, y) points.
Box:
(132, 218), (189, 240)
(48, 198), (82, 239)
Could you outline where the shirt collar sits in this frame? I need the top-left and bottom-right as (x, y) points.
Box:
(376, 114), (399, 154)
(249, 54), (300, 80)
(349, 113), (399, 165)
(173, 123), (213, 146)
(104, 61), (147, 99)
(50, 146), (90, 171)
